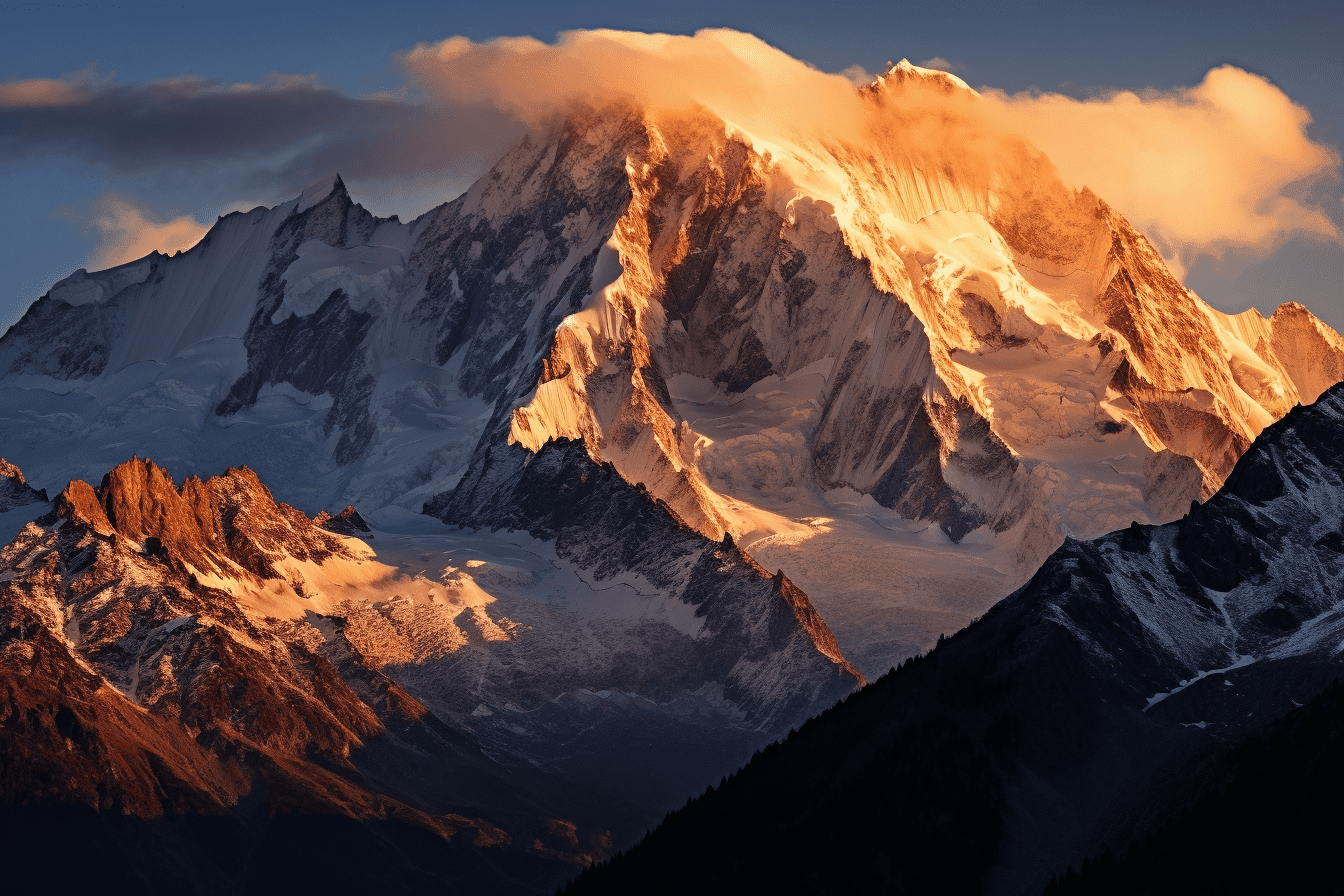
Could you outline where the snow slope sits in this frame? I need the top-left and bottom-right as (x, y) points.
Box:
(564, 379), (1344, 896)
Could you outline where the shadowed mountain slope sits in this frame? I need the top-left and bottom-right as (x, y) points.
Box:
(565, 380), (1344, 895)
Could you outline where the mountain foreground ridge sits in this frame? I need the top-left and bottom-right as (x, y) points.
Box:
(565, 378), (1344, 895)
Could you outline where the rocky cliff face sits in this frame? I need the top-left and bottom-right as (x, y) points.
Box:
(0, 458), (46, 512)
(432, 438), (859, 725)
(0, 458), (622, 892)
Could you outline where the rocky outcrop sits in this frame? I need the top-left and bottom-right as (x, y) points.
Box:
(53, 456), (350, 581)
(316, 504), (372, 535)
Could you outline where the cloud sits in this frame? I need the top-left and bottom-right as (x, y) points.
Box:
(398, 30), (1340, 265)
(0, 70), (521, 209)
(918, 57), (965, 74)
(981, 66), (1342, 265)
(61, 195), (214, 269)
(1, 30), (1338, 273)
(0, 64), (109, 109)
(398, 29), (867, 139)
(0, 76), (89, 109)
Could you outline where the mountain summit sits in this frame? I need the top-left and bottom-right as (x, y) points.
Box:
(1, 48), (1343, 896)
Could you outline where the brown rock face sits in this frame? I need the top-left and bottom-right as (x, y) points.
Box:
(56, 457), (350, 580)
(10, 460), (418, 808)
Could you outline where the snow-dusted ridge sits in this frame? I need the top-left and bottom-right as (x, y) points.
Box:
(562, 379), (1344, 896)
(993, 379), (1344, 726)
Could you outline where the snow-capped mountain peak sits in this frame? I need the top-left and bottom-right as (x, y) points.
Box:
(296, 172), (349, 213)
(3, 95), (1341, 682)
(868, 58), (978, 96)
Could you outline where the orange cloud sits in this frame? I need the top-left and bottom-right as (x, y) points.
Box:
(983, 66), (1341, 265)
(399, 29), (867, 141)
(400, 30), (1341, 270)
(0, 77), (89, 108)
(74, 196), (212, 269)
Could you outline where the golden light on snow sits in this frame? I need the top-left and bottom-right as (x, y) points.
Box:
(401, 29), (1340, 274)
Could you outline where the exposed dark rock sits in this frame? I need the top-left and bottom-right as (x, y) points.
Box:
(713, 328), (776, 393)
(0, 458), (47, 511)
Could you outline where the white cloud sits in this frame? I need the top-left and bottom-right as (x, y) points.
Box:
(918, 57), (966, 74)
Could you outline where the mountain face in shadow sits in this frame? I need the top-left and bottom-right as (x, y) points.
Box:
(566, 381), (1344, 895)
(1045, 677), (1344, 896)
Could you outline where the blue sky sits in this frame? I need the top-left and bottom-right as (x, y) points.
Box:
(2, 0), (1341, 330)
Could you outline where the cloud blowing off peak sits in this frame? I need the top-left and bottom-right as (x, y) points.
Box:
(402, 29), (1340, 264)
(2, 28), (1338, 272)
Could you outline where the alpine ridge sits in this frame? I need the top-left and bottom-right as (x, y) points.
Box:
(0, 458), (610, 893)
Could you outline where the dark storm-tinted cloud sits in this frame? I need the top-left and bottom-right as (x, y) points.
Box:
(4, 29), (1338, 274)
(0, 71), (523, 196)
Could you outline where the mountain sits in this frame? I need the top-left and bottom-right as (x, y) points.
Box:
(0, 456), (631, 892)
(0, 456), (853, 893)
(0, 457), (47, 544)
(2, 64), (1340, 680)
(4, 58), (1344, 893)
(563, 379), (1344, 896)
(0, 457), (46, 511)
